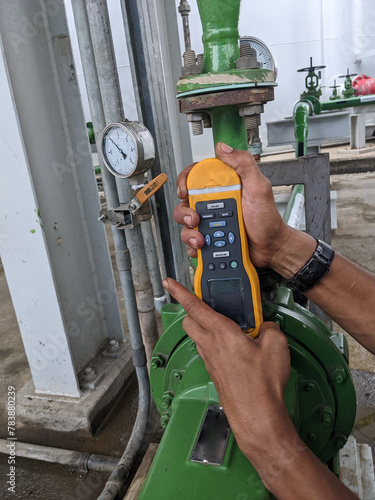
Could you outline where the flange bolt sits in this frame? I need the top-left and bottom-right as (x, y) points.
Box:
(151, 355), (165, 370)
(161, 414), (170, 428)
(162, 395), (173, 410)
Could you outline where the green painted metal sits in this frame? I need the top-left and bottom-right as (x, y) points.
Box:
(176, 68), (275, 95)
(139, 286), (355, 498)
(197, 0), (240, 73)
(293, 100), (311, 157)
(210, 105), (248, 150)
(282, 184), (305, 228)
(321, 94), (375, 111)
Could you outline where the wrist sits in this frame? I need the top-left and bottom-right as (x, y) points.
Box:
(269, 227), (317, 280)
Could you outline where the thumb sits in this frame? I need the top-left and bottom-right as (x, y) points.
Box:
(215, 142), (263, 185)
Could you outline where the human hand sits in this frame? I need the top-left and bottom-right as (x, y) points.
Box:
(175, 142), (293, 269)
(163, 277), (292, 457)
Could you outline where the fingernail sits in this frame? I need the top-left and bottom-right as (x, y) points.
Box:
(162, 279), (169, 290)
(177, 185), (181, 197)
(221, 142), (233, 153)
(189, 238), (198, 248)
(183, 215), (193, 227)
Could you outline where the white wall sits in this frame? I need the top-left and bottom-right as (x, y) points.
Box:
(64, 0), (375, 161)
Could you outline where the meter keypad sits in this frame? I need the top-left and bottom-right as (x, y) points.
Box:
(195, 198), (255, 330)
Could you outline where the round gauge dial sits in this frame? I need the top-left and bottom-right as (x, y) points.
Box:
(100, 121), (155, 178)
(240, 36), (277, 80)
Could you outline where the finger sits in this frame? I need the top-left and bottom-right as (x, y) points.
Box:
(163, 278), (231, 332)
(187, 245), (198, 259)
(182, 314), (209, 345)
(255, 321), (289, 349)
(181, 227), (205, 250)
(215, 142), (266, 185)
(177, 163), (197, 199)
(174, 199), (200, 228)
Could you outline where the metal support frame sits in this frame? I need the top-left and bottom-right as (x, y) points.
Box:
(0, 0), (124, 397)
(260, 154), (331, 323)
(259, 154), (331, 244)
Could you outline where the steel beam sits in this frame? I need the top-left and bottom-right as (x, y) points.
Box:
(0, 0), (123, 396)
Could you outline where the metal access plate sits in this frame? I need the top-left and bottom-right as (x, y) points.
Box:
(190, 405), (231, 466)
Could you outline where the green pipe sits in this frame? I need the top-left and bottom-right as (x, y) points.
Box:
(283, 184), (305, 229)
(196, 0), (240, 73)
(210, 106), (248, 150)
(321, 94), (375, 112)
(293, 100), (311, 157)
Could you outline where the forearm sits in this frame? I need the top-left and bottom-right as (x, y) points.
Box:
(271, 227), (375, 354)
(238, 411), (356, 500)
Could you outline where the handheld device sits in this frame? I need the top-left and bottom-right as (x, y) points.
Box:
(187, 158), (262, 337)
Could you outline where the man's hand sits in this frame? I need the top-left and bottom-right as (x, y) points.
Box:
(175, 142), (295, 268)
(162, 278), (358, 499)
(163, 277), (291, 457)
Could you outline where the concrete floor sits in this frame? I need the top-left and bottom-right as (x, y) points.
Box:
(1, 146), (375, 498)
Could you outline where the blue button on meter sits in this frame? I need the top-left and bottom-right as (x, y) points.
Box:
(213, 230), (225, 238)
(209, 220), (226, 228)
(214, 240), (226, 248)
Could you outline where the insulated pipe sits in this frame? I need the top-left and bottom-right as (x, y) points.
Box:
(140, 220), (168, 311)
(71, 0), (146, 358)
(120, 0), (193, 291)
(0, 439), (119, 473)
(86, 0), (159, 361)
(72, 5), (150, 500)
(98, 365), (150, 500)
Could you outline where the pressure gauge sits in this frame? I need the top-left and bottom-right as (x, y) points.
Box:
(240, 36), (277, 81)
(100, 121), (155, 178)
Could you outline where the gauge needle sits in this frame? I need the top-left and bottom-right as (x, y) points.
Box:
(110, 137), (127, 160)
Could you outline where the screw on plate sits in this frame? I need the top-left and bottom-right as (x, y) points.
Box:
(191, 342), (197, 354)
(304, 382), (316, 391)
(151, 355), (164, 370)
(98, 214), (107, 222)
(82, 367), (96, 382)
(318, 407), (333, 427)
(162, 395), (173, 410)
(108, 339), (119, 352)
(307, 433), (317, 442)
(330, 367), (347, 384)
(334, 433), (347, 450)
(174, 371), (183, 381)
(160, 414), (170, 428)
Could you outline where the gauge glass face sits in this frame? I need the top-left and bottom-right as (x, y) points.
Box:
(102, 125), (138, 177)
(240, 37), (273, 70)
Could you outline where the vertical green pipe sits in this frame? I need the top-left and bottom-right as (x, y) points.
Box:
(196, 0), (241, 73)
(293, 101), (311, 157)
(196, 0), (247, 150)
(210, 106), (248, 150)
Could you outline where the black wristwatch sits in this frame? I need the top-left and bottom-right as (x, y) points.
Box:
(283, 239), (335, 293)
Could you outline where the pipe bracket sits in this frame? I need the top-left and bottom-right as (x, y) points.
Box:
(115, 250), (132, 272)
(132, 346), (147, 367)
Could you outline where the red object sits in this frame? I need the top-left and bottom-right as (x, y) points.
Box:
(352, 74), (375, 96)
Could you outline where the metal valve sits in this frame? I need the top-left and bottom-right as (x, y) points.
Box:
(98, 173), (168, 230)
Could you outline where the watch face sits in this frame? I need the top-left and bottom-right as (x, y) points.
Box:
(102, 124), (138, 178)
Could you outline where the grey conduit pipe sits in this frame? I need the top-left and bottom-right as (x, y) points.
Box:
(140, 219), (168, 312)
(86, 0), (159, 362)
(0, 439), (119, 473)
(71, 3), (150, 500)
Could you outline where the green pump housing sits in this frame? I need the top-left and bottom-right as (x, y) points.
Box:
(139, 1), (356, 498)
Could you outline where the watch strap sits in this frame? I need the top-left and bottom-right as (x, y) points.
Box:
(283, 239), (335, 293)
